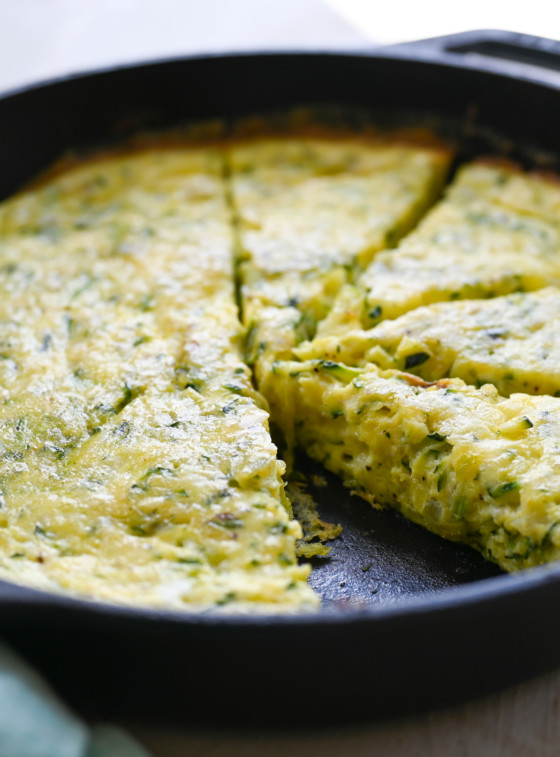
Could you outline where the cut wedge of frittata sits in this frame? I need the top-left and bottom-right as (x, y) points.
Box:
(0, 146), (317, 611)
(318, 162), (560, 337)
(269, 359), (560, 572)
(228, 134), (452, 395)
(296, 287), (560, 397)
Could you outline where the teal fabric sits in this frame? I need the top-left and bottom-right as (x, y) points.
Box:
(0, 643), (150, 757)
(87, 726), (151, 757)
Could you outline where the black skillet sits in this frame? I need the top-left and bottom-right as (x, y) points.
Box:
(1, 30), (560, 727)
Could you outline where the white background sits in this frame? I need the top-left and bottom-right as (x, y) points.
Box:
(1, 1), (560, 755)
(2, 0), (560, 94)
(327, 0), (560, 44)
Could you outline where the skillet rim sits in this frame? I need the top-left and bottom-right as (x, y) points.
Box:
(2, 36), (560, 106)
(1, 41), (560, 629)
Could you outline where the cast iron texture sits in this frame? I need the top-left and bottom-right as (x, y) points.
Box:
(0, 30), (560, 726)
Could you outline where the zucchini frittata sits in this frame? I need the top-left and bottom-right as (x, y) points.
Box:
(229, 136), (451, 391)
(0, 147), (316, 611)
(296, 287), (560, 397)
(318, 162), (560, 337)
(4, 119), (560, 610)
(270, 360), (560, 572)
(263, 159), (560, 575)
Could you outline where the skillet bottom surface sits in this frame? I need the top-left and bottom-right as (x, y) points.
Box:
(299, 455), (503, 606)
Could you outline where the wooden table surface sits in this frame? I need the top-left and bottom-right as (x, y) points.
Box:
(3, 3), (560, 755)
(129, 668), (560, 757)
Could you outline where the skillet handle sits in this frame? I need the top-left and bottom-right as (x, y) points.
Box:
(384, 29), (560, 80)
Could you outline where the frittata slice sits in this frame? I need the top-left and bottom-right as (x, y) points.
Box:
(0, 147), (316, 611)
(318, 162), (560, 337)
(296, 287), (560, 397)
(270, 359), (560, 572)
(228, 135), (452, 391)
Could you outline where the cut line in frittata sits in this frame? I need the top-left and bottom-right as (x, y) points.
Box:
(316, 162), (560, 338)
(0, 144), (316, 612)
(227, 131), (452, 446)
(295, 287), (560, 398)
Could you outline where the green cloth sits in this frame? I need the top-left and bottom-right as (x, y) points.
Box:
(0, 643), (151, 757)
(87, 726), (151, 757)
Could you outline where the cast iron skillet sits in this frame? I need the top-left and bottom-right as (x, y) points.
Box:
(1, 30), (560, 727)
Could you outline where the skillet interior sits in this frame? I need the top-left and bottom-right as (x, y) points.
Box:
(1, 42), (560, 725)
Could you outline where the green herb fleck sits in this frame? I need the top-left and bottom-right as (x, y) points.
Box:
(216, 592), (236, 606)
(488, 481), (520, 498)
(114, 421), (130, 438)
(139, 294), (153, 311)
(223, 383), (243, 395)
(318, 361), (362, 383)
(404, 352), (430, 370)
(452, 497), (468, 519)
(270, 522), (288, 535)
(278, 554), (294, 566)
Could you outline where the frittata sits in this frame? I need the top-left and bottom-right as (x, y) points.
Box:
(3, 118), (560, 611)
(261, 159), (560, 576)
(269, 359), (560, 572)
(295, 287), (560, 397)
(228, 136), (451, 394)
(317, 162), (560, 337)
(0, 146), (316, 611)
